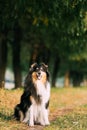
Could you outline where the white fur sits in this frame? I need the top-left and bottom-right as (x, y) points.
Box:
(23, 80), (50, 126)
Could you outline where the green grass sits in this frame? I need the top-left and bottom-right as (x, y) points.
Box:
(44, 112), (87, 130)
(0, 87), (87, 130)
(44, 87), (87, 130)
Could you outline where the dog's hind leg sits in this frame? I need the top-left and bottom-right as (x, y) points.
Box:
(14, 104), (24, 121)
(22, 108), (30, 123)
(19, 111), (24, 122)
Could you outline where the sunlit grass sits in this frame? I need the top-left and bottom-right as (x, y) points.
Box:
(44, 112), (87, 130)
(44, 87), (87, 130)
(0, 87), (87, 130)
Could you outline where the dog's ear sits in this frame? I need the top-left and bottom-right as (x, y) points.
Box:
(41, 63), (48, 68)
(41, 63), (50, 79)
(31, 63), (37, 68)
(29, 63), (37, 71)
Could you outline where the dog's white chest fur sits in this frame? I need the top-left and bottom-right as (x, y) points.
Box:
(23, 81), (50, 126)
(32, 80), (50, 125)
(36, 80), (50, 103)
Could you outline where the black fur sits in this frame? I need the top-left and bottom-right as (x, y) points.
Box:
(14, 63), (50, 121)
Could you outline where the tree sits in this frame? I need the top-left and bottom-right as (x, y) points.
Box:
(11, 21), (22, 88)
(0, 1), (9, 88)
(0, 38), (8, 88)
(0, 0), (87, 88)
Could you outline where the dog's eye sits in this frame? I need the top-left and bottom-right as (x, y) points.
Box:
(36, 68), (39, 70)
(40, 67), (43, 71)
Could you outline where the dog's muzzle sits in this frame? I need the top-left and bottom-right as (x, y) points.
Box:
(36, 72), (42, 80)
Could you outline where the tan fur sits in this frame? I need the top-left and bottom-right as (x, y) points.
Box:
(30, 96), (35, 104)
(32, 72), (37, 83)
(31, 70), (48, 104)
(41, 72), (47, 84)
(19, 110), (24, 121)
(32, 72), (47, 84)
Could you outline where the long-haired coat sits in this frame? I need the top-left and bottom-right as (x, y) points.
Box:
(14, 63), (50, 126)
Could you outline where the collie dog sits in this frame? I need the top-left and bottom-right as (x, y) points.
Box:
(14, 63), (50, 126)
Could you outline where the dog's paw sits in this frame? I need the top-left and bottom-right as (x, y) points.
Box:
(28, 123), (34, 127)
(22, 119), (28, 123)
(28, 121), (34, 127)
(45, 121), (50, 126)
(40, 121), (45, 126)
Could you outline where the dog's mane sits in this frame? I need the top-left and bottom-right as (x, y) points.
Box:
(22, 63), (50, 104)
(22, 72), (37, 104)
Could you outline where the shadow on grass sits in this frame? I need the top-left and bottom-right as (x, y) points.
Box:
(0, 112), (13, 121)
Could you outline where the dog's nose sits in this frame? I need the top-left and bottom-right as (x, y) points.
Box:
(38, 72), (41, 75)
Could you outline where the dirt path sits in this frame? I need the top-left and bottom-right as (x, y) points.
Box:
(50, 107), (73, 122)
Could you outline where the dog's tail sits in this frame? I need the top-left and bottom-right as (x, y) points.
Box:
(14, 104), (24, 121)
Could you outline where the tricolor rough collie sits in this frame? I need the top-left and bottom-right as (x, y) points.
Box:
(14, 63), (50, 126)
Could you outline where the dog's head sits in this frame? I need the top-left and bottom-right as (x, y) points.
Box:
(30, 63), (49, 84)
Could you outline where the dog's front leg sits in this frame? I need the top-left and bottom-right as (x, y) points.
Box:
(44, 109), (50, 125)
(40, 104), (50, 126)
(28, 105), (34, 126)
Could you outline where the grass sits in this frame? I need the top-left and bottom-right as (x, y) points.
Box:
(45, 112), (87, 130)
(0, 87), (87, 130)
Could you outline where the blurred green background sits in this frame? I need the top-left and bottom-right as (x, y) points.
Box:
(0, 0), (87, 88)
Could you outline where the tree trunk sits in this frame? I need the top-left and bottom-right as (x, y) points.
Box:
(71, 71), (83, 87)
(29, 42), (50, 66)
(0, 34), (8, 88)
(64, 71), (70, 87)
(12, 22), (22, 88)
(29, 44), (39, 66)
(12, 43), (22, 88)
(83, 77), (87, 86)
(52, 56), (60, 87)
(39, 45), (50, 65)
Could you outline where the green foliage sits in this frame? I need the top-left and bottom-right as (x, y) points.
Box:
(0, 0), (87, 85)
